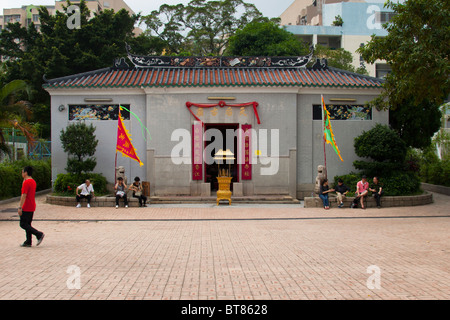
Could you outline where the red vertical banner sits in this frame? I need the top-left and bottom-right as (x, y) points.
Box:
(192, 122), (203, 180)
(241, 124), (252, 180)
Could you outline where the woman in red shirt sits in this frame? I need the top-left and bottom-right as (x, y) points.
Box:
(18, 166), (44, 247)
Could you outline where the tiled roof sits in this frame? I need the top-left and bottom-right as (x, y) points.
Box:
(43, 66), (383, 89)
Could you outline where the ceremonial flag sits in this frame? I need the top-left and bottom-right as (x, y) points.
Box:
(322, 95), (343, 162)
(116, 107), (143, 166)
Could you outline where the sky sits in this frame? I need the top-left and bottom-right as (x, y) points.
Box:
(0, 0), (295, 19)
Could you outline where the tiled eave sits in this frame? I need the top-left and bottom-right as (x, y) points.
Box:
(43, 66), (384, 90)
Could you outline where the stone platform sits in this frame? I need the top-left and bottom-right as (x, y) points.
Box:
(304, 192), (433, 208)
(46, 194), (301, 207)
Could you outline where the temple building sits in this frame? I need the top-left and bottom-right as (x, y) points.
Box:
(44, 49), (386, 199)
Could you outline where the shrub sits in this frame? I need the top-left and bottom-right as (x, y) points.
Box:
(353, 124), (407, 176)
(334, 171), (421, 196)
(60, 122), (98, 174)
(421, 159), (450, 187)
(53, 172), (108, 195)
(0, 159), (51, 199)
(333, 173), (361, 194)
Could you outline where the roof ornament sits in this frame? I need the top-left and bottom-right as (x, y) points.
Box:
(114, 57), (129, 69)
(124, 43), (315, 69)
(271, 45), (314, 68)
(312, 58), (328, 70)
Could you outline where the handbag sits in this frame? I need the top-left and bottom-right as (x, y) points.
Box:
(135, 191), (142, 196)
(116, 190), (125, 197)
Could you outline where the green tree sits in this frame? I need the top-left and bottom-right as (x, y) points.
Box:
(332, 15), (343, 27)
(141, 0), (271, 55)
(60, 122), (99, 174)
(0, 0), (141, 137)
(389, 98), (442, 149)
(313, 44), (368, 75)
(353, 124), (407, 176)
(0, 80), (36, 158)
(358, 0), (450, 109)
(225, 20), (309, 56)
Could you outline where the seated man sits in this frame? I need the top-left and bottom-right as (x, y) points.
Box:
(352, 175), (369, 209)
(369, 176), (383, 208)
(76, 179), (95, 208)
(335, 179), (350, 208)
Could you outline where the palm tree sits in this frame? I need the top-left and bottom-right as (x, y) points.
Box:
(0, 80), (36, 159)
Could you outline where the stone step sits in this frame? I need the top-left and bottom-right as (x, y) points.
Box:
(304, 193), (433, 208)
(46, 194), (301, 206)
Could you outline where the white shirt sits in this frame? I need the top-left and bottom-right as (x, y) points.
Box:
(77, 183), (94, 196)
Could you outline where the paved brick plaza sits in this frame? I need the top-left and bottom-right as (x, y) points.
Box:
(0, 193), (448, 300)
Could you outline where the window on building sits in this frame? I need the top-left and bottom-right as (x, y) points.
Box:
(313, 104), (372, 121)
(69, 104), (131, 121)
(375, 63), (391, 79)
(317, 36), (341, 50)
(376, 12), (396, 24)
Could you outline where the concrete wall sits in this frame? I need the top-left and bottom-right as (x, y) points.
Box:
(144, 88), (299, 196)
(49, 89), (147, 186)
(49, 86), (385, 198)
(296, 90), (388, 198)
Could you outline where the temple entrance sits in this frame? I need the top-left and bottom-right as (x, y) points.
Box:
(204, 123), (239, 191)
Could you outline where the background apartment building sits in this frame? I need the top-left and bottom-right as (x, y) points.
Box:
(280, 0), (402, 77)
(0, 0), (136, 33)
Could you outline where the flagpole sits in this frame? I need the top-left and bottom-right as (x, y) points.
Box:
(321, 95), (328, 179)
(114, 151), (117, 182)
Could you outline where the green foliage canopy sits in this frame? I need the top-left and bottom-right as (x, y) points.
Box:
(353, 124), (407, 176)
(60, 122), (99, 174)
(358, 0), (450, 109)
(225, 20), (309, 56)
(141, 0), (274, 56)
(0, 0), (144, 138)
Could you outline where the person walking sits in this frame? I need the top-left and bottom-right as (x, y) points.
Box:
(18, 166), (44, 247)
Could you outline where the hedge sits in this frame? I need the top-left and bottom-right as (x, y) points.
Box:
(420, 159), (450, 187)
(0, 159), (51, 199)
(53, 172), (108, 196)
(333, 171), (422, 196)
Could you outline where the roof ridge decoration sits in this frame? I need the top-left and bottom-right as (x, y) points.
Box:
(125, 43), (316, 69)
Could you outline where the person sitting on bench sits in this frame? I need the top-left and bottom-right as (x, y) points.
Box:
(76, 179), (94, 208)
(115, 177), (128, 208)
(352, 175), (369, 209)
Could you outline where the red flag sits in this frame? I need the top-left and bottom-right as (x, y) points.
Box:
(116, 108), (143, 166)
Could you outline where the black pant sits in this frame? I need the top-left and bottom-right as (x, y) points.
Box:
(116, 194), (128, 206)
(20, 211), (43, 245)
(133, 194), (147, 206)
(373, 191), (383, 206)
(76, 194), (91, 203)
